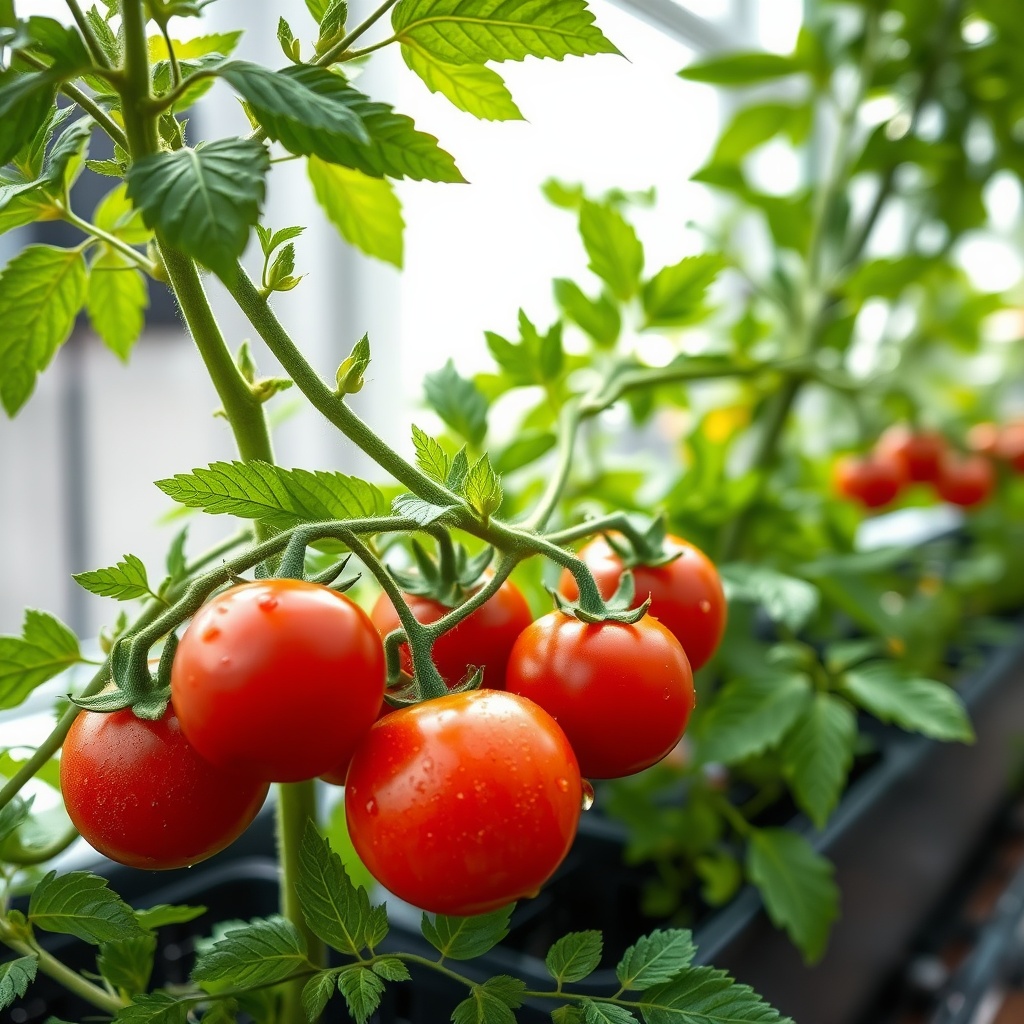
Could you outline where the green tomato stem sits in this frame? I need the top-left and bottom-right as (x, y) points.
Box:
(64, 0), (112, 69)
(316, 0), (401, 65)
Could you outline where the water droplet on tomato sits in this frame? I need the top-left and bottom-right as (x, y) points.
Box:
(581, 780), (595, 811)
(699, 599), (711, 613)
(556, 778), (569, 792)
(257, 596), (278, 611)
(456, 792), (464, 800)
(201, 626), (220, 642)
(220, 656), (230, 666)
(365, 799), (378, 816)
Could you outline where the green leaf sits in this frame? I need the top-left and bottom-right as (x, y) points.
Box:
(155, 460), (388, 528)
(697, 672), (812, 765)
(113, 991), (189, 1023)
(421, 904), (513, 960)
(0, 610), (81, 712)
(29, 871), (145, 945)
(452, 989), (516, 1024)
(296, 823), (373, 956)
(392, 493), (457, 525)
(0, 70), (59, 165)
(546, 930), (603, 984)
(479, 975), (525, 1008)
(0, 956), (37, 1011)
(86, 260), (148, 361)
(401, 42), (522, 120)
(553, 278), (620, 346)
(746, 829), (838, 964)
(0, 244), (88, 416)
(579, 200), (643, 301)
(615, 929), (696, 990)
(302, 972), (336, 1021)
(135, 903), (206, 930)
(85, 5), (120, 64)
(0, 795), (31, 845)
(447, 448), (470, 491)
(553, 1008), (586, 1024)
(640, 965), (792, 1023)
(840, 663), (974, 743)
(718, 565), (820, 632)
(191, 916), (309, 988)
(337, 966), (384, 1024)
(308, 157), (404, 267)
(581, 1001), (636, 1024)
(782, 693), (857, 830)
(125, 139), (269, 280)
(371, 957), (411, 982)
(93, 184), (152, 245)
(218, 61), (369, 157)
(679, 51), (807, 85)
(710, 102), (809, 165)
(424, 359), (488, 444)
(464, 454), (502, 519)
(411, 424), (451, 482)
(493, 430), (556, 474)
(97, 935), (157, 997)
(641, 254), (725, 328)
(73, 553), (152, 601)
(391, 0), (620, 64)
(277, 66), (464, 183)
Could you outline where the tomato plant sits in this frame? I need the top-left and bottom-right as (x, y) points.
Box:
(171, 579), (385, 783)
(504, 611), (696, 779)
(557, 534), (726, 670)
(369, 578), (533, 688)
(60, 705), (269, 870)
(345, 689), (582, 915)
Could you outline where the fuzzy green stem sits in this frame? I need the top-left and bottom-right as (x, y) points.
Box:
(65, 0), (112, 68)
(0, 932), (126, 1015)
(60, 206), (157, 272)
(118, 0), (160, 157)
(1, 825), (80, 865)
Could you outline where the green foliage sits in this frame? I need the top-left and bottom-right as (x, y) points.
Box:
(401, 44), (523, 120)
(546, 930), (604, 984)
(0, 956), (37, 1012)
(29, 871), (146, 945)
(421, 905), (513, 960)
(579, 200), (644, 301)
(191, 916), (310, 988)
(73, 554), (153, 601)
(639, 965), (793, 1022)
(424, 359), (489, 445)
(98, 935), (158, 996)
(0, 610), (82, 712)
(616, 929), (697, 990)
(156, 460), (388, 527)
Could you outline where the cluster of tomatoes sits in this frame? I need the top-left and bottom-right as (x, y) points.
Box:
(832, 421), (1022, 510)
(59, 534), (726, 916)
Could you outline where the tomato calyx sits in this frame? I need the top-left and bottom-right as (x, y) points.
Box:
(388, 536), (495, 607)
(600, 516), (682, 569)
(71, 632), (176, 721)
(549, 570), (652, 625)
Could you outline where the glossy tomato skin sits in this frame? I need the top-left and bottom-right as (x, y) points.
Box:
(171, 579), (385, 783)
(935, 453), (995, 507)
(504, 612), (695, 780)
(875, 426), (947, 483)
(345, 689), (582, 916)
(60, 705), (269, 870)
(832, 454), (904, 509)
(558, 535), (726, 671)
(369, 579), (533, 688)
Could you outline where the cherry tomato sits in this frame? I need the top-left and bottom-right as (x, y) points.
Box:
(504, 611), (695, 779)
(557, 534), (726, 671)
(370, 579), (533, 689)
(874, 426), (947, 483)
(171, 579), (385, 783)
(934, 453), (995, 507)
(60, 705), (268, 870)
(345, 689), (582, 915)
(832, 454), (904, 508)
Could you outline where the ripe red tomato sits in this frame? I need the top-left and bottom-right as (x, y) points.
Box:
(171, 579), (385, 783)
(557, 534), (726, 671)
(934, 453), (995, 507)
(60, 705), (268, 869)
(345, 689), (582, 915)
(832, 454), (904, 508)
(874, 426), (947, 483)
(504, 611), (695, 779)
(966, 422), (1000, 458)
(369, 579), (533, 688)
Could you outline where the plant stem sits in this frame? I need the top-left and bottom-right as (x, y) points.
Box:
(316, 0), (401, 65)
(1, 825), (80, 865)
(118, 0), (160, 157)
(158, 20), (182, 90)
(275, 781), (324, 972)
(0, 931), (125, 1015)
(64, 0), (111, 69)
(60, 205), (157, 272)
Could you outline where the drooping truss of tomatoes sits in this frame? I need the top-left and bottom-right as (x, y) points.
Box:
(345, 689), (582, 916)
(171, 579), (385, 783)
(558, 534), (726, 670)
(874, 425), (947, 483)
(832, 453), (904, 509)
(370, 578), (533, 688)
(60, 705), (269, 870)
(504, 611), (696, 779)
